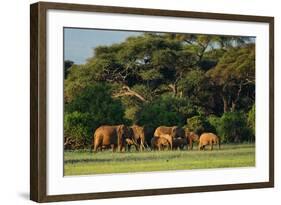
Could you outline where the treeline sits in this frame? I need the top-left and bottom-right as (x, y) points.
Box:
(64, 33), (255, 149)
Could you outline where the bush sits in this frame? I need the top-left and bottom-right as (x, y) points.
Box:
(207, 115), (221, 134)
(186, 115), (215, 135)
(247, 104), (255, 141)
(219, 112), (251, 143)
(64, 112), (93, 149)
(136, 95), (196, 127)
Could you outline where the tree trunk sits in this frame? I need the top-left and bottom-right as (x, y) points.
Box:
(231, 83), (242, 112)
(231, 101), (236, 112)
(179, 91), (183, 98)
(168, 84), (177, 97)
(113, 86), (146, 102)
(234, 135), (240, 143)
(222, 96), (228, 113)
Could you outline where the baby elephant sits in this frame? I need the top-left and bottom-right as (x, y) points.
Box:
(173, 137), (187, 150)
(125, 138), (138, 152)
(151, 136), (170, 151)
(199, 133), (221, 151)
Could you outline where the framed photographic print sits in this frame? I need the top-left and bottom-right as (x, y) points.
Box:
(30, 1), (274, 202)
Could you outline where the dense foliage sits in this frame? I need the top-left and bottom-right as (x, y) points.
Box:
(186, 115), (215, 135)
(64, 33), (255, 148)
(64, 84), (126, 148)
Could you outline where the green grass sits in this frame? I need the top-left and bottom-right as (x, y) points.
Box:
(64, 143), (255, 176)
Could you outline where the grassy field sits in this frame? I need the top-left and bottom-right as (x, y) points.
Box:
(64, 144), (255, 176)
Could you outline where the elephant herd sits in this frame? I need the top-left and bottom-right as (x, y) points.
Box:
(91, 125), (220, 153)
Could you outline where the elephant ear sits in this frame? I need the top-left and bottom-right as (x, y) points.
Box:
(170, 126), (176, 137)
(184, 128), (190, 138)
(191, 132), (199, 141)
(194, 133), (199, 141)
(171, 126), (177, 133)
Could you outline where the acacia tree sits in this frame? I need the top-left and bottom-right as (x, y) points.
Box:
(66, 34), (197, 103)
(208, 44), (255, 113)
(64, 32), (256, 142)
(64, 60), (74, 79)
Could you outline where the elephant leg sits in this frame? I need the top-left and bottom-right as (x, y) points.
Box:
(117, 144), (121, 152)
(93, 143), (99, 153)
(140, 141), (145, 152)
(139, 144), (142, 151)
(170, 140), (173, 150)
(210, 142), (213, 150)
(119, 143), (125, 152)
(145, 142), (150, 150)
(111, 144), (114, 152)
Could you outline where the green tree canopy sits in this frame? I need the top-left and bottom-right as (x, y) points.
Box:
(64, 32), (256, 147)
(208, 44), (255, 113)
(64, 83), (127, 148)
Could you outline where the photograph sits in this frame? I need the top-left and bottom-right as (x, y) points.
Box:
(63, 28), (256, 176)
(30, 2), (274, 202)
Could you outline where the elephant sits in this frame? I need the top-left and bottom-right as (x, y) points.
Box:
(198, 132), (221, 151)
(91, 125), (130, 153)
(154, 126), (185, 149)
(143, 126), (155, 149)
(184, 129), (199, 150)
(128, 125), (147, 151)
(124, 138), (138, 152)
(151, 136), (170, 151)
(173, 137), (188, 150)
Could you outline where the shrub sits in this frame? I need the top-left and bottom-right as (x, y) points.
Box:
(219, 112), (251, 143)
(186, 115), (215, 135)
(247, 104), (255, 142)
(207, 115), (221, 134)
(64, 112), (93, 149)
(136, 95), (202, 127)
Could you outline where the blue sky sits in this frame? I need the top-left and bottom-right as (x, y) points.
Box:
(64, 28), (255, 64)
(64, 28), (142, 64)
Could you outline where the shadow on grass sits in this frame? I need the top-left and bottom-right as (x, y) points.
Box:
(64, 152), (185, 164)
